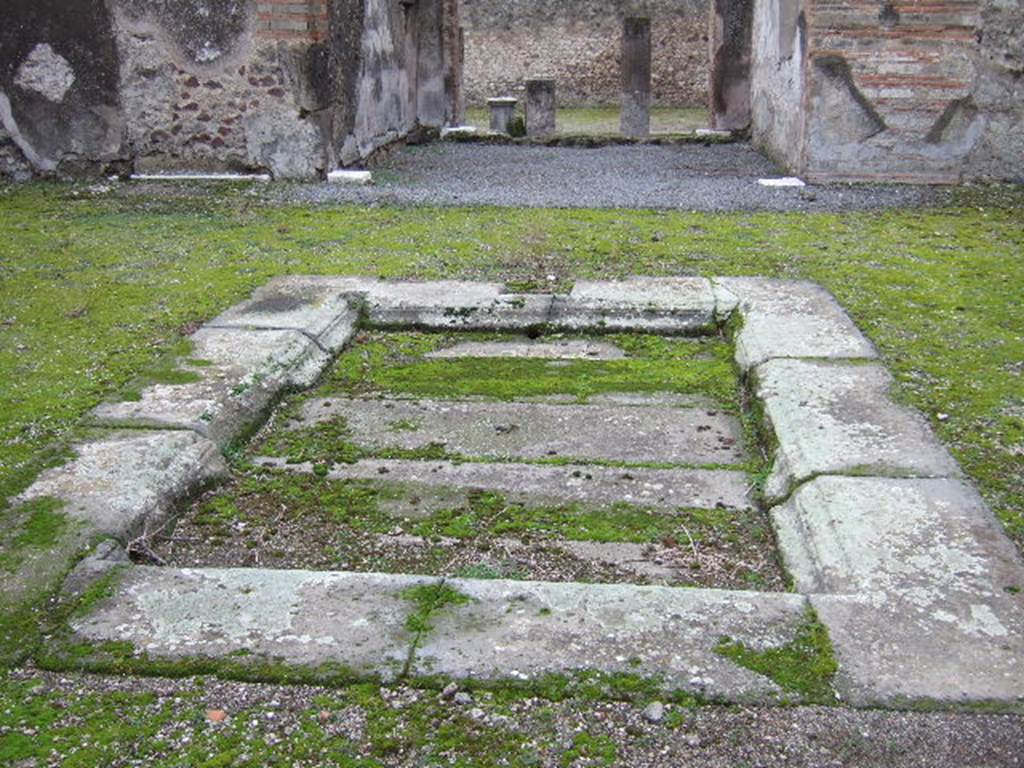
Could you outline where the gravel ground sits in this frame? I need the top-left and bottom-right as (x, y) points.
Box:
(269, 142), (941, 212)
(4, 669), (1023, 768)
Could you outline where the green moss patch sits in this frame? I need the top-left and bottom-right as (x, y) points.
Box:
(715, 607), (838, 704)
(0, 497), (68, 572)
(319, 330), (740, 407)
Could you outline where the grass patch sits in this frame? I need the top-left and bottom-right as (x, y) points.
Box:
(715, 607), (838, 703)
(320, 330), (739, 406)
(399, 582), (473, 636)
(0, 497), (67, 572)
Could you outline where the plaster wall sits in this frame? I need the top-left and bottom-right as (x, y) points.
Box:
(749, 0), (805, 169)
(0, 0), (457, 180)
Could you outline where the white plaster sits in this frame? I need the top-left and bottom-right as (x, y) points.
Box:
(14, 43), (75, 103)
(758, 177), (806, 187)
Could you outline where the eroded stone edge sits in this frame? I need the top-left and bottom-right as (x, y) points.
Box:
(769, 477), (1024, 707)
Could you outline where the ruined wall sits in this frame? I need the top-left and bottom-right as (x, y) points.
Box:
(963, 0), (1024, 181)
(460, 0), (710, 106)
(751, 0), (1023, 183)
(749, 0), (805, 166)
(0, 0), (456, 180)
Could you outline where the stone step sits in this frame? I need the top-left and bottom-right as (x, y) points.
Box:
(291, 397), (748, 467)
(424, 338), (626, 360)
(67, 565), (808, 702)
(256, 457), (754, 512)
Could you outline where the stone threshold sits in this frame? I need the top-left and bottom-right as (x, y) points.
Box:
(14, 276), (1023, 710)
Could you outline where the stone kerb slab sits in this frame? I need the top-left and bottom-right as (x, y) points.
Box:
(18, 431), (226, 541)
(777, 476), (1024, 707)
(71, 567), (421, 677)
(414, 578), (809, 701)
(754, 359), (962, 503)
(550, 277), (717, 333)
(714, 278), (877, 372)
(90, 327), (330, 449)
(206, 279), (361, 353)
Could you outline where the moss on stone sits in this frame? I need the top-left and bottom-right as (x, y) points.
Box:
(715, 607), (838, 704)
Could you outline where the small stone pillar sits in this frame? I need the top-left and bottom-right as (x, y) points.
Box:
(487, 97), (518, 134)
(620, 17), (652, 139)
(526, 79), (556, 138)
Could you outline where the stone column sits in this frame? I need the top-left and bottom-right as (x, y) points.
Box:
(487, 97), (518, 134)
(709, 0), (754, 131)
(620, 17), (652, 139)
(526, 79), (556, 138)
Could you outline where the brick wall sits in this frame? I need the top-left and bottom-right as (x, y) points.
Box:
(256, 1), (330, 41)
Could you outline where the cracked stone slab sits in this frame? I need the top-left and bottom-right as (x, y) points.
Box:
(425, 338), (626, 360)
(91, 328), (329, 448)
(813, 593), (1024, 707)
(756, 359), (960, 502)
(771, 476), (1024, 598)
(257, 457), (754, 512)
(716, 278), (877, 371)
(550, 278), (717, 334)
(68, 567), (421, 679)
(17, 431), (225, 541)
(297, 397), (748, 466)
(206, 280), (360, 352)
(413, 578), (809, 702)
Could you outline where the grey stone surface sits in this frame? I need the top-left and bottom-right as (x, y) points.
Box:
(70, 566), (811, 702)
(70, 566), (421, 678)
(772, 476), (1024, 706)
(772, 476), (1024, 598)
(18, 431), (225, 540)
(425, 338), (626, 360)
(297, 397), (748, 466)
(91, 327), (329, 448)
(414, 578), (809, 701)
(551, 278), (717, 333)
(755, 359), (961, 502)
(363, 282), (552, 330)
(257, 457), (754, 511)
(207, 280), (359, 353)
(813, 593), (1024, 707)
(716, 278), (877, 371)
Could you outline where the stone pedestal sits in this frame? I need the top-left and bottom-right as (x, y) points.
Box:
(526, 79), (556, 138)
(487, 97), (518, 134)
(620, 17), (652, 139)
